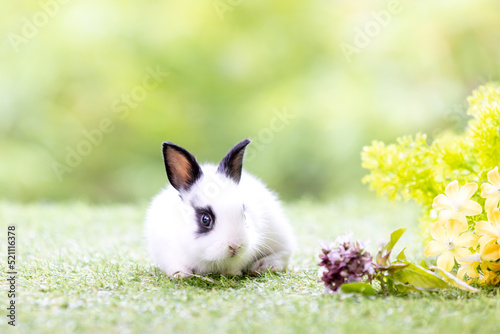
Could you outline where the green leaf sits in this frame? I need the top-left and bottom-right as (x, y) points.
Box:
(430, 266), (480, 293)
(420, 259), (430, 270)
(340, 282), (377, 295)
(393, 283), (418, 293)
(396, 248), (407, 261)
(393, 263), (450, 290)
(377, 228), (407, 266)
(385, 228), (406, 253)
(376, 246), (390, 266)
(386, 262), (410, 274)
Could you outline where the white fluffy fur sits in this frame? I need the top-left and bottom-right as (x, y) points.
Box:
(145, 164), (295, 277)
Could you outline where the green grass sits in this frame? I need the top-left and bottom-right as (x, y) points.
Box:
(2, 198), (500, 334)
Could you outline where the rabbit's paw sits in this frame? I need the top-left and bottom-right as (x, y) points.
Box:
(248, 254), (287, 275)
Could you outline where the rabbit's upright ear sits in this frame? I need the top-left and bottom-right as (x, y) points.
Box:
(162, 142), (203, 191)
(217, 139), (251, 184)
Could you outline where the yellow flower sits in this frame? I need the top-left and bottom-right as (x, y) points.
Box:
(480, 167), (500, 214)
(457, 251), (500, 285)
(475, 208), (500, 261)
(432, 180), (482, 228)
(424, 219), (478, 271)
(456, 251), (500, 284)
(457, 252), (481, 282)
(481, 261), (500, 286)
(485, 272), (500, 286)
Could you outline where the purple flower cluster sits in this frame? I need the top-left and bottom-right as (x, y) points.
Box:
(319, 235), (375, 292)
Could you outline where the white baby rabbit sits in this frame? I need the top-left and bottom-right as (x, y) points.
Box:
(145, 139), (295, 277)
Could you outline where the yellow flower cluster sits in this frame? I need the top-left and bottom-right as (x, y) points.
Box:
(424, 167), (500, 286)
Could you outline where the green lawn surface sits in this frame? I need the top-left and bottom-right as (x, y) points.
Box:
(1, 198), (499, 334)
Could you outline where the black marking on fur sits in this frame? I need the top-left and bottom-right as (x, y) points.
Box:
(162, 142), (203, 191)
(217, 139), (251, 184)
(194, 205), (216, 237)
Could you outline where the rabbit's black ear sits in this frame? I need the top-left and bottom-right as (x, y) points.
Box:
(162, 142), (203, 191)
(217, 139), (251, 184)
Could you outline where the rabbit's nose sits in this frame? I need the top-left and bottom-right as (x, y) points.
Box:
(228, 244), (241, 257)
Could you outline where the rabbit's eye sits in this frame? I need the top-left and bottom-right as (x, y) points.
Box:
(201, 214), (213, 228)
(194, 206), (215, 234)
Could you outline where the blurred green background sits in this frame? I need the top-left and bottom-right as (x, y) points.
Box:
(2, 0), (500, 203)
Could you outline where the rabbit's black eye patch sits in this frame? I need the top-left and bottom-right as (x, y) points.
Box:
(194, 206), (216, 236)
